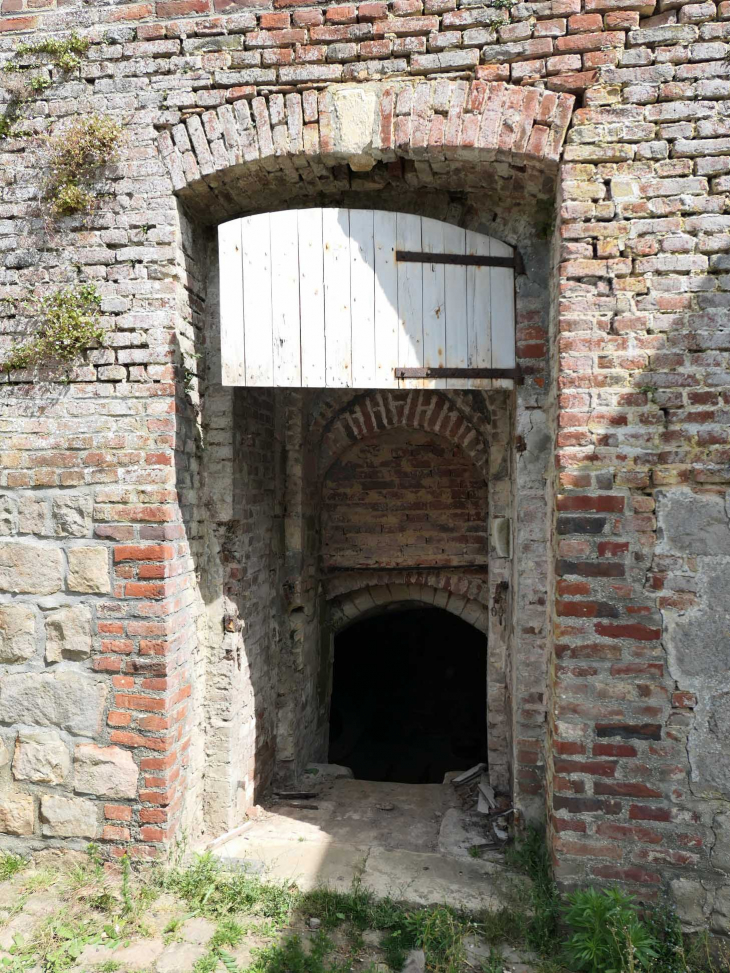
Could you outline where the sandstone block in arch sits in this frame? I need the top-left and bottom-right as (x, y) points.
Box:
(157, 80), (575, 224)
(329, 584), (490, 635)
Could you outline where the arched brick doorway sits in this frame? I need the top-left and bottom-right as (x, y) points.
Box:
(175, 78), (560, 837)
(330, 603), (488, 784)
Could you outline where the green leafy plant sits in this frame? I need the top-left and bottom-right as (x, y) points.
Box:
(0, 853), (28, 881)
(0, 73), (31, 140)
(2, 284), (104, 374)
(1, 32), (90, 140)
(13, 33), (90, 72)
(45, 114), (122, 216)
(161, 852), (296, 924)
(28, 75), (51, 92)
(247, 932), (348, 973)
(482, 949), (505, 973)
(564, 887), (660, 973)
(121, 855), (133, 916)
(505, 825), (561, 955)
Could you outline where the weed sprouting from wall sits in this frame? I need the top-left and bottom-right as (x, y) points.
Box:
(44, 115), (123, 216)
(12, 33), (90, 72)
(1, 284), (104, 374)
(0, 32), (91, 140)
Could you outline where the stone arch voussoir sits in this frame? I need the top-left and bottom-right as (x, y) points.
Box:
(318, 388), (490, 480)
(157, 80), (575, 224)
(330, 583), (490, 636)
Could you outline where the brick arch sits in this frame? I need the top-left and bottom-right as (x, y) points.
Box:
(329, 584), (490, 636)
(318, 389), (489, 480)
(157, 80), (574, 225)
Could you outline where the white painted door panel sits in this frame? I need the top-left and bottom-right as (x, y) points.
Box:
(219, 208), (515, 389)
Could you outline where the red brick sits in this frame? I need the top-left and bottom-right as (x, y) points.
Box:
(105, 805), (133, 822)
(629, 805), (672, 823)
(156, 0), (209, 14)
(557, 494), (625, 512)
(568, 12), (603, 31)
(102, 826), (131, 842)
(595, 781), (663, 799)
(359, 1), (387, 17)
(0, 15), (37, 30)
(594, 623), (662, 642)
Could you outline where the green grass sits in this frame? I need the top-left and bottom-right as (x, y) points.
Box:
(161, 853), (296, 923)
(7, 833), (730, 973)
(0, 853), (27, 881)
(505, 825), (561, 956)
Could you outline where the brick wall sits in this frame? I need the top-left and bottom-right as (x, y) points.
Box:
(322, 427), (490, 569)
(1, 0), (730, 933)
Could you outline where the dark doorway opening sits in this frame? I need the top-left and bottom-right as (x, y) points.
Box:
(328, 605), (488, 784)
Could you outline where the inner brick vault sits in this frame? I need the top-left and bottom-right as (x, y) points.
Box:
(3, 0), (730, 937)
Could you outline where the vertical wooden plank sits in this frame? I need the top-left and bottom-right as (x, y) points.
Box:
(218, 218), (246, 386)
(271, 210), (301, 387)
(490, 236), (516, 389)
(421, 216), (446, 390)
(396, 212), (423, 389)
(374, 210), (398, 390)
(242, 212), (274, 386)
(298, 207), (326, 387)
(465, 229), (492, 391)
(443, 222), (467, 389)
(350, 209), (376, 388)
(324, 208), (352, 388)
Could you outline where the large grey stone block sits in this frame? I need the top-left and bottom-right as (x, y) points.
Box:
(0, 543), (63, 595)
(67, 547), (110, 594)
(0, 604), (36, 663)
(45, 605), (92, 662)
(0, 670), (107, 736)
(0, 496), (18, 536)
(0, 793), (34, 836)
(40, 794), (97, 838)
(657, 488), (730, 556)
(53, 495), (92, 538)
(12, 729), (70, 785)
(74, 744), (138, 799)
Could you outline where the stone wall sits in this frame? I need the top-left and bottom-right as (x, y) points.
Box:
(1, 0), (730, 933)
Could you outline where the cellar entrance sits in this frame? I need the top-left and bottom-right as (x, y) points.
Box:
(328, 606), (488, 785)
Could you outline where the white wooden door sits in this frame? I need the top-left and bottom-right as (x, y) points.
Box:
(218, 209), (516, 390)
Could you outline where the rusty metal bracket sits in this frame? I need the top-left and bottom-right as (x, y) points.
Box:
(396, 250), (525, 275)
(394, 367), (522, 383)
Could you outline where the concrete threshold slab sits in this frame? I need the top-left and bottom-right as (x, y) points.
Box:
(210, 779), (519, 911)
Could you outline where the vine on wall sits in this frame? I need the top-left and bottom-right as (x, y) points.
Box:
(0, 33), (90, 139)
(44, 115), (123, 216)
(1, 285), (104, 374)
